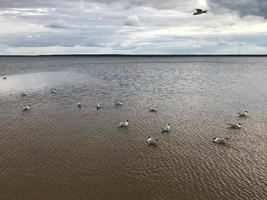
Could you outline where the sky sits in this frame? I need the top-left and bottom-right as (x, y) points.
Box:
(0, 0), (267, 55)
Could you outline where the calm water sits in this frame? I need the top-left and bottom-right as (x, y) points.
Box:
(0, 56), (266, 200)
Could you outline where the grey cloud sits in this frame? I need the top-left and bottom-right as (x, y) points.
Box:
(1, 26), (121, 48)
(45, 21), (70, 29)
(1, 0), (266, 19)
(258, 0), (267, 18)
(124, 16), (141, 26)
(208, 0), (267, 18)
(0, 0), (194, 10)
(0, 0), (89, 9)
(0, 0), (58, 8)
(1, 0), (267, 55)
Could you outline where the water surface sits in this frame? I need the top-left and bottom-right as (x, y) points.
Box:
(0, 56), (266, 200)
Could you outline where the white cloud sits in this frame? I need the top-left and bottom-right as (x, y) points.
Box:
(0, 16), (44, 35)
(5, 45), (117, 55)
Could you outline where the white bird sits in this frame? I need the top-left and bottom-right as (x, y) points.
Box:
(114, 101), (123, 106)
(149, 107), (158, 112)
(228, 123), (242, 129)
(147, 136), (159, 145)
(162, 124), (171, 132)
(96, 104), (101, 109)
(50, 88), (57, 94)
(21, 92), (29, 97)
(193, 8), (208, 15)
(22, 105), (31, 111)
(3, 76), (7, 80)
(238, 111), (248, 117)
(119, 120), (129, 128)
(213, 137), (229, 144)
(77, 102), (82, 108)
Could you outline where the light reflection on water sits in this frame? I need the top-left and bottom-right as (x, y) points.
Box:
(0, 71), (92, 95)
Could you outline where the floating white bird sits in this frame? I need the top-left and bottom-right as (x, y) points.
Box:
(21, 92), (29, 97)
(162, 124), (171, 132)
(114, 101), (123, 106)
(119, 120), (129, 128)
(213, 137), (229, 144)
(147, 136), (159, 145)
(22, 105), (31, 111)
(238, 111), (248, 117)
(3, 76), (7, 80)
(149, 107), (158, 112)
(96, 104), (101, 109)
(193, 8), (208, 15)
(50, 88), (57, 94)
(228, 123), (242, 129)
(77, 102), (82, 108)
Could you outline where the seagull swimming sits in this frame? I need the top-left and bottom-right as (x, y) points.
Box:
(22, 105), (31, 111)
(50, 88), (57, 94)
(213, 137), (229, 144)
(77, 102), (82, 108)
(238, 111), (248, 117)
(119, 120), (129, 128)
(114, 101), (123, 106)
(162, 124), (171, 132)
(3, 76), (7, 80)
(147, 136), (159, 145)
(228, 123), (242, 129)
(149, 107), (158, 112)
(193, 8), (208, 15)
(21, 92), (29, 97)
(96, 104), (101, 109)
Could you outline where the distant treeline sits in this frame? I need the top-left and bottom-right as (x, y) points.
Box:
(0, 54), (266, 57)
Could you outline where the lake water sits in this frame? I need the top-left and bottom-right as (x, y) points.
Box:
(0, 56), (266, 200)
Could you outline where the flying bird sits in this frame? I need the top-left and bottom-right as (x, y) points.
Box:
(193, 8), (208, 15)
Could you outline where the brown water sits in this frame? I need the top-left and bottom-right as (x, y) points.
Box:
(0, 56), (266, 200)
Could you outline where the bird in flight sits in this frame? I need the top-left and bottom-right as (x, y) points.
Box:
(193, 8), (208, 15)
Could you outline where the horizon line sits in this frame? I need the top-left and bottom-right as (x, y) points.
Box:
(0, 54), (267, 57)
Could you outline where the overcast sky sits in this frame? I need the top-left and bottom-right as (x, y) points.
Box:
(0, 0), (267, 55)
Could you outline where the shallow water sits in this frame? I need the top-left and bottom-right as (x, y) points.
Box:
(0, 56), (266, 200)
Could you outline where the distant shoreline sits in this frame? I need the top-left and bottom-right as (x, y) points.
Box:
(0, 54), (266, 57)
